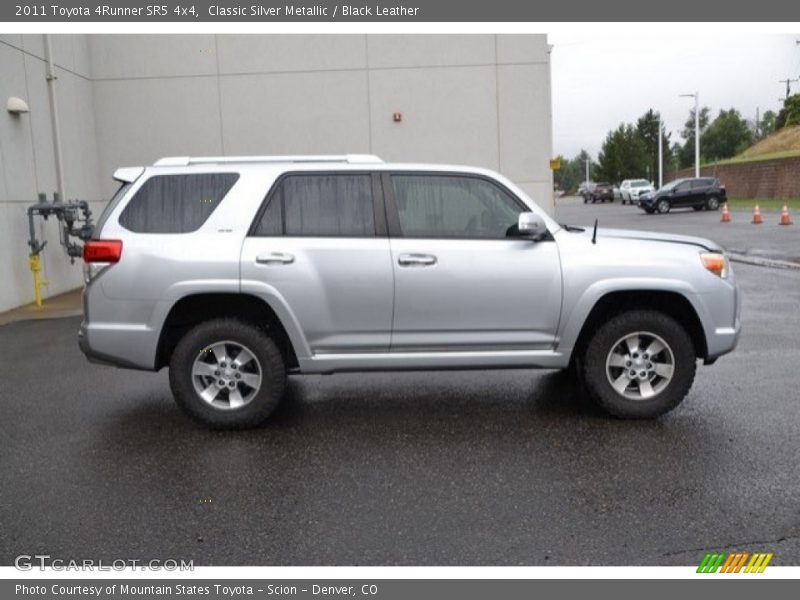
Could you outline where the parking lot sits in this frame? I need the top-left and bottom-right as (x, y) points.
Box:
(556, 195), (800, 264)
(1, 201), (799, 566)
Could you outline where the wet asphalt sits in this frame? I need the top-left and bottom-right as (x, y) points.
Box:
(1, 210), (799, 566)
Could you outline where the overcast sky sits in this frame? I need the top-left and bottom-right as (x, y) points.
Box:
(549, 33), (800, 159)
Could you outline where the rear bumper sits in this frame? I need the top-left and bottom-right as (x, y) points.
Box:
(78, 282), (161, 371)
(79, 321), (155, 370)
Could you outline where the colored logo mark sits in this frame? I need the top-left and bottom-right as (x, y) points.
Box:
(697, 552), (773, 573)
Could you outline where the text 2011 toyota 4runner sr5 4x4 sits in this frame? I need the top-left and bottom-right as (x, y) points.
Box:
(80, 155), (740, 428)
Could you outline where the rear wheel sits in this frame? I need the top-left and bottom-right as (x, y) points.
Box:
(706, 196), (720, 211)
(169, 318), (287, 429)
(657, 199), (671, 214)
(579, 310), (696, 418)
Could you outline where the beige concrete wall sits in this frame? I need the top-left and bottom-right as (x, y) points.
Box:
(0, 34), (552, 313)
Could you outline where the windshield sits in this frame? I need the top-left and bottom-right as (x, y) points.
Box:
(658, 179), (683, 192)
(632, 180), (650, 187)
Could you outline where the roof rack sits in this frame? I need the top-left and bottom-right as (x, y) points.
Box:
(153, 154), (384, 167)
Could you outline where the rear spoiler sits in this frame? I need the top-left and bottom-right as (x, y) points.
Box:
(113, 167), (144, 183)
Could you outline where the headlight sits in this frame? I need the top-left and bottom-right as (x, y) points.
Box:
(700, 252), (729, 278)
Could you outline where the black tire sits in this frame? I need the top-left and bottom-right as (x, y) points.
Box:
(706, 196), (720, 211)
(578, 310), (696, 419)
(169, 318), (287, 429)
(657, 199), (671, 214)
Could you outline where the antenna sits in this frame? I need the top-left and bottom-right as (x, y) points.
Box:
(592, 219), (598, 244)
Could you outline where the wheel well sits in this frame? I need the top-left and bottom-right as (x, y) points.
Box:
(571, 291), (708, 362)
(155, 293), (298, 371)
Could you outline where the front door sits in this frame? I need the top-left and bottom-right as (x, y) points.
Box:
(384, 173), (562, 352)
(671, 180), (694, 207)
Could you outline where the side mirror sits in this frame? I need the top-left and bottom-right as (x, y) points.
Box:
(517, 212), (547, 241)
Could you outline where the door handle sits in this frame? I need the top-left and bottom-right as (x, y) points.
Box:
(398, 253), (437, 267)
(256, 252), (294, 265)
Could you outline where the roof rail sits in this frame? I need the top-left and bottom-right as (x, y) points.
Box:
(153, 154), (384, 167)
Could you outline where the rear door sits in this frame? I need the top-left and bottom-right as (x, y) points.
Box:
(384, 172), (562, 351)
(690, 178), (712, 205)
(241, 172), (394, 353)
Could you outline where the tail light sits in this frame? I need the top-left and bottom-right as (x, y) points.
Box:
(83, 240), (122, 284)
(83, 240), (122, 263)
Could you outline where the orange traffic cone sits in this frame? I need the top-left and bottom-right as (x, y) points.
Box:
(752, 204), (763, 224)
(721, 203), (731, 223)
(779, 205), (792, 226)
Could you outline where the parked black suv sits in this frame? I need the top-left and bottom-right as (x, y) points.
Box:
(638, 177), (726, 214)
(589, 182), (615, 203)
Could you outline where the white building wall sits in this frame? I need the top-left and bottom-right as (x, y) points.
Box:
(0, 33), (553, 313)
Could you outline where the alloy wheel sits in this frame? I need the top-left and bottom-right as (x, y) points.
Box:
(191, 341), (262, 410)
(605, 331), (675, 400)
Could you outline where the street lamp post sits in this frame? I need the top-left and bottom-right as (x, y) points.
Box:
(584, 158), (590, 184)
(657, 117), (663, 188)
(680, 92), (700, 178)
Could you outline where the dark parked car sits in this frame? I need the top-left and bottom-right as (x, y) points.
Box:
(638, 178), (726, 214)
(589, 182), (615, 203)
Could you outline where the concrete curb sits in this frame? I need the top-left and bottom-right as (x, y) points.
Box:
(728, 253), (800, 270)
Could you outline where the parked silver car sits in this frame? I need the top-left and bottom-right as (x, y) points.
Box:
(80, 155), (740, 428)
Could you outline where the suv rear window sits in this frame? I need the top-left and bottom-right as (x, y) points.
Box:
(253, 174), (375, 237)
(118, 173), (239, 234)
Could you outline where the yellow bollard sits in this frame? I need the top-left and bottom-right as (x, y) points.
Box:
(28, 254), (48, 308)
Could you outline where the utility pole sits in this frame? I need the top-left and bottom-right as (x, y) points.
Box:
(681, 92), (700, 178)
(779, 78), (798, 99)
(584, 158), (590, 184)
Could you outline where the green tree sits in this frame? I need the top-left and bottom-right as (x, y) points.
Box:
(701, 108), (754, 161)
(596, 124), (648, 183)
(553, 150), (592, 193)
(776, 94), (800, 129)
(636, 109), (671, 185)
(678, 106), (711, 168)
(757, 110), (777, 139)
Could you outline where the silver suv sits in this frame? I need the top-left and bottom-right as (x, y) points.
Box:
(79, 155), (740, 428)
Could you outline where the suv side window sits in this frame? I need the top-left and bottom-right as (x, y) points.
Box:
(253, 174), (375, 237)
(391, 174), (522, 239)
(691, 179), (710, 189)
(118, 173), (238, 234)
(675, 181), (691, 192)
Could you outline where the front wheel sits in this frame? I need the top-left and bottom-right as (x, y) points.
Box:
(169, 318), (287, 429)
(657, 199), (671, 214)
(578, 310), (697, 418)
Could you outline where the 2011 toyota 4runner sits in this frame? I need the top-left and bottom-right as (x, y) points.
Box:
(80, 155), (740, 428)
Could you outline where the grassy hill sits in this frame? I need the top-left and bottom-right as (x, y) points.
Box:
(720, 125), (800, 164)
